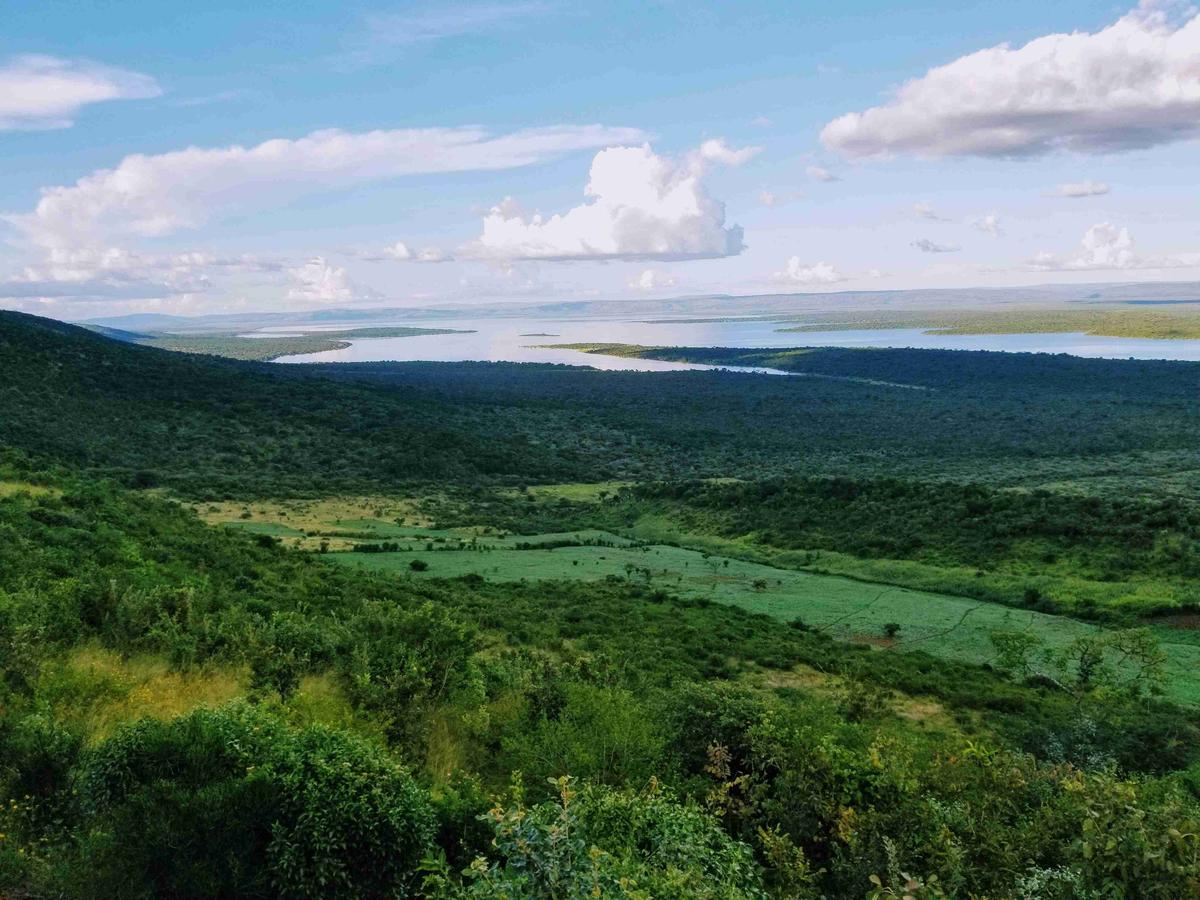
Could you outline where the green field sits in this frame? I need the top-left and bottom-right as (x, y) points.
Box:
(323, 529), (1200, 705)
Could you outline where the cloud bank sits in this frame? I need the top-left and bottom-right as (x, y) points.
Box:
(467, 141), (752, 261)
(0, 55), (160, 131)
(822, 2), (1200, 158)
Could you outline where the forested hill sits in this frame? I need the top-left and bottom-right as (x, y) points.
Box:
(0, 311), (594, 495)
(4, 310), (1200, 498)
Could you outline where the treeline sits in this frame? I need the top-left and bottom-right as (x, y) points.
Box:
(3, 454), (1200, 896)
(629, 477), (1200, 582)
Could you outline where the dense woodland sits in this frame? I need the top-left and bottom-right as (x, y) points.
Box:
(2, 313), (1200, 897)
(4, 312), (1200, 497)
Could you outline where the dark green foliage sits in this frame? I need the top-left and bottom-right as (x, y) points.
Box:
(75, 704), (435, 899)
(340, 600), (480, 744)
(425, 777), (768, 898)
(6, 312), (1200, 496)
(628, 477), (1200, 584)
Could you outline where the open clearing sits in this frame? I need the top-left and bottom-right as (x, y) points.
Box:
(311, 527), (1200, 706)
(212, 500), (1200, 705)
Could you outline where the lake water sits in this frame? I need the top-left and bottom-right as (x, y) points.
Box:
(272, 316), (1200, 371)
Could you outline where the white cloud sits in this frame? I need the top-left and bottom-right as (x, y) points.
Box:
(287, 256), (375, 303)
(759, 189), (803, 207)
(628, 268), (677, 291)
(465, 142), (749, 261)
(912, 238), (961, 253)
(379, 241), (412, 261)
(913, 202), (949, 221)
(970, 213), (1003, 237)
(822, 3), (1200, 157)
(698, 138), (762, 166)
(1028, 222), (1173, 270)
(0, 247), (281, 304)
(7, 123), (645, 250)
(1055, 180), (1111, 197)
(806, 164), (840, 182)
(341, 3), (548, 68)
(414, 247), (452, 263)
(0, 55), (160, 131)
(358, 241), (452, 262)
(774, 258), (845, 284)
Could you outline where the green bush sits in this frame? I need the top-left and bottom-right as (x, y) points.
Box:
(74, 703), (435, 899)
(426, 777), (766, 898)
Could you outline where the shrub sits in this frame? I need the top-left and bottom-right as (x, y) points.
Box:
(74, 703), (435, 899)
(426, 777), (766, 898)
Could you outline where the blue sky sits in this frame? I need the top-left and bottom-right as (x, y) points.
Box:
(2, 0), (1199, 317)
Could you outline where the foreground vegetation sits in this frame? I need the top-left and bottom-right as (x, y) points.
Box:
(3, 455), (1200, 897)
(5, 314), (1200, 896)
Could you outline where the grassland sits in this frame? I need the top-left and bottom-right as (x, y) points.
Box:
(774, 306), (1200, 339)
(335, 539), (1200, 704)
(211, 498), (1200, 705)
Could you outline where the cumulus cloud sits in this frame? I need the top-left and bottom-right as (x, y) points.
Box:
(970, 213), (1003, 237)
(913, 202), (950, 222)
(774, 258), (845, 284)
(6, 123), (645, 250)
(628, 268), (677, 291)
(287, 256), (376, 303)
(0, 55), (160, 131)
(1027, 222), (1183, 270)
(822, 2), (1200, 158)
(1055, 180), (1111, 197)
(465, 141), (750, 261)
(912, 238), (961, 253)
(806, 165), (840, 182)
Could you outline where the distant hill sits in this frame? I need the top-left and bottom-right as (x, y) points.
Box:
(79, 280), (1200, 333)
(82, 324), (153, 342)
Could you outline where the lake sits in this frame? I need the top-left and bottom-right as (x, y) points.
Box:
(272, 315), (1200, 370)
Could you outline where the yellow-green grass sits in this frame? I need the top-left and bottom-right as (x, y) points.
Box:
(198, 495), (435, 550)
(36, 646), (246, 743)
(35, 645), (384, 745)
(328, 536), (1200, 706)
(0, 480), (58, 498)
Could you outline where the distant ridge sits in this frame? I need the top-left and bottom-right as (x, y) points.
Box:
(79, 280), (1200, 333)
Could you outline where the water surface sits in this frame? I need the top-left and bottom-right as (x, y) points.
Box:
(272, 316), (1200, 369)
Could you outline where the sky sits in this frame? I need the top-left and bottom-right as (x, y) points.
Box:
(2, 0), (1200, 318)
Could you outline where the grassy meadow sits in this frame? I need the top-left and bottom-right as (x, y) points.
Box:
(213, 499), (1200, 706)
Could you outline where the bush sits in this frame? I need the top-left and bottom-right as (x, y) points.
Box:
(74, 703), (435, 899)
(426, 777), (767, 898)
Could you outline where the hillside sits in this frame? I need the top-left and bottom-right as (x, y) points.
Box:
(6, 312), (1200, 499)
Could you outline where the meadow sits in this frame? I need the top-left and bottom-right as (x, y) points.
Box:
(205, 499), (1200, 706)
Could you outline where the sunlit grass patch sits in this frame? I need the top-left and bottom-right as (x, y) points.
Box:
(0, 480), (58, 498)
(38, 645), (245, 742)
